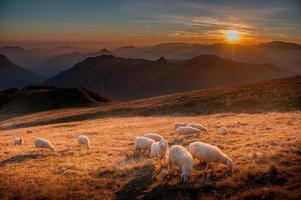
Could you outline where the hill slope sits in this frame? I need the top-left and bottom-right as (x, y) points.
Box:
(0, 54), (43, 90)
(44, 55), (293, 101)
(0, 77), (300, 199)
(0, 86), (110, 121)
(2, 75), (300, 129)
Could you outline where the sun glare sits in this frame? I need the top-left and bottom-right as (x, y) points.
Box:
(224, 30), (241, 43)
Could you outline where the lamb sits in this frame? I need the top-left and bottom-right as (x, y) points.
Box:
(174, 122), (188, 130)
(219, 126), (228, 135)
(78, 135), (90, 149)
(14, 137), (23, 145)
(143, 133), (163, 142)
(187, 123), (208, 132)
(188, 142), (232, 172)
(176, 126), (201, 137)
(134, 136), (155, 153)
(34, 138), (56, 152)
(150, 138), (169, 166)
(168, 145), (194, 182)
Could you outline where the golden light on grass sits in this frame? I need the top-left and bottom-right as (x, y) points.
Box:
(224, 30), (241, 43)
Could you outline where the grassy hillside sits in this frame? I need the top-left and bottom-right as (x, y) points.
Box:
(0, 113), (300, 199)
(0, 76), (300, 199)
(0, 86), (110, 121)
(2, 75), (299, 130)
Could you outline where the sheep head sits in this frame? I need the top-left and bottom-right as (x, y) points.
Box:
(159, 139), (168, 152)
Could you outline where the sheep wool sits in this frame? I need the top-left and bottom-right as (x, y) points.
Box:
(219, 126), (228, 135)
(143, 133), (163, 142)
(189, 141), (232, 170)
(134, 136), (155, 151)
(187, 123), (208, 132)
(14, 137), (23, 145)
(169, 145), (194, 182)
(151, 138), (169, 165)
(176, 126), (201, 137)
(34, 138), (56, 152)
(78, 135), (90, 148)
(174, 122), (188, 130)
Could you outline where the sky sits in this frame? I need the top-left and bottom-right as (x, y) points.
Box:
(0, 0), (300, 48)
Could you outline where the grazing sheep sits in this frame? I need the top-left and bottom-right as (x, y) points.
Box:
(187, 123), (208, 132)
(134, 136), (155, 153)
(174, 122), (188, 130)
(168, 145), (194, 182)
(188, 142), (232, 171)
(176, 126), (201, 137)
(219, 126), (228, 135)
(151, 138), (169, 166)
(143, 133), (163, 141)
(78, 135), (90, 149)
(14, 137), (23, 145)
(34, 138), (56, 152)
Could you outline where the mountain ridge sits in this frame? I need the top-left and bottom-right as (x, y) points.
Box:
(0, 54), (43, 90)
(44, 54), (293, 101)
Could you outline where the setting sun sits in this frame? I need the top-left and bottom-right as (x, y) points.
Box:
(224, 30), (241, 42)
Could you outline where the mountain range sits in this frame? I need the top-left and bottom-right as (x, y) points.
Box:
(0, 54), (42, 91)
(31, 48), (113, 77)
(114, 41), (301, 73)
(44, 54), (293, 101)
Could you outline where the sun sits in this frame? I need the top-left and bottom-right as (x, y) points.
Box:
(224, 30), (241, 43)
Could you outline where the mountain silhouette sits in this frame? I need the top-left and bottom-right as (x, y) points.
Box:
(44, 54), (293, 101)
(0, 54), (43, 90)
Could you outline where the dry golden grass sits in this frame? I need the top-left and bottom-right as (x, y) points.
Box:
(0, 112), (300, 199)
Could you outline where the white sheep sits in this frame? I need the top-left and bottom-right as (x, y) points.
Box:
(143, 133), (163, 141)
(168, 145), (194, 182)
(150, 138), (169, 166)
(78, 135), (90, 149)
(176, 126), (200, 137)
(188, 142), (232, 171)
(14, 137), (23, 145)
(187, 123), (208, 132)
(219, 126), (228, 135)
(134, 136), (155, 153)
(34, 138), (56, 152)
(174, 122), (188, 130)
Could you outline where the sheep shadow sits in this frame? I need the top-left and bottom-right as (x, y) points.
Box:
(139, 183), (203, 200)
(0, 153), (45, 167)
(112, 164), (155, 200)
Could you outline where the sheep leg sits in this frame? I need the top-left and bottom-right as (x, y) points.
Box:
(202, 161), (210, 180)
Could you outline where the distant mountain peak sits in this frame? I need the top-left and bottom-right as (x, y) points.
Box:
(157, 57), (167, 63)
(1, 46), (25, 52)
(0, 54), (14, 66)
(96, 48), (113, 55)
(259, 41), (301, 49)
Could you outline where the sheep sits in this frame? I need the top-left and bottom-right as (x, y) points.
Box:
(187, 123), (208, 132)
(134, 136), (155, 154)
(14, 137), (23, 145)
(219, 126), (228, 135)
(168, 145), (194, 182)
(150, 138), (169, 166)
(174, 122), (188, 130)
(34, 138), (56, 152)
(188, 142), (232, 173)
(143, 133), (163, 142)
(78, 135), (90, 149)
(176, 126), (201, 137)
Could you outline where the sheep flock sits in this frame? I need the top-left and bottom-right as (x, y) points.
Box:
(12, 122), (231, 183)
